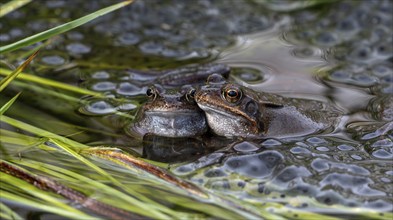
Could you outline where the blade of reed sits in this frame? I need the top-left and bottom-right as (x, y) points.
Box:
(0, 115), (88, 149)
(0, 131), (207, 218)
(0, 0), (134, 54)
(84, 147), (208, 198)
(0, 75), (136, 120)
(0, 0), (31, 18)
(0, 51), (38, 92)
(0, 68), (103, 97)
(15, 159), (175, 219)
(0, 92), (20, 115)
(0, 115), (165, 217)
(48, 139), (120, 183)
(0, 190), (96, 220)
(0, 173), (91, 218)
(0, 202), (23, 220)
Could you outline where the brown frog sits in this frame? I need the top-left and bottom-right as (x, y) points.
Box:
(128, 84), (207, 138)
(195, 74), (341, 138)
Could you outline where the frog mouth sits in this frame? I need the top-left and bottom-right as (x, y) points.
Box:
(196, 103), (240, 119)
(144, 109), (201, 116)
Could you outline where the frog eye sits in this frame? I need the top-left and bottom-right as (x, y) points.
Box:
(146, 87), (157, 100)
(223, 87), (242, 103)
(186, 88), (196, 103)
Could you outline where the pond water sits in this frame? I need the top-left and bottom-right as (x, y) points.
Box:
(1, 0), (392, 218)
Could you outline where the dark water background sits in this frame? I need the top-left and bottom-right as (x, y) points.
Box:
(1, 0), (392, 217)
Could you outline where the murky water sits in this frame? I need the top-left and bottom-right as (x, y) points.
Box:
(1, 0), (392, 217)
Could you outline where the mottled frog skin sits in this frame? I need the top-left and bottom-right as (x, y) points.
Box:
(129, 84), (207, 138)
(126, 63), (230, 88)
(195, 74), (341, 138)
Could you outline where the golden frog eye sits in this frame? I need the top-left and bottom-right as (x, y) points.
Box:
(223, 87), (242, 103)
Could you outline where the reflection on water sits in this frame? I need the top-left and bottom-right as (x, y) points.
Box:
(1, 0), (392, 217)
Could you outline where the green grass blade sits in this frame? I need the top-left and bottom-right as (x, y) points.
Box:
(0, 0), (134, 54)
(0, 172), (93, 219)
(0, 115), (88, 149)
(0, 92), (21, 115)
(0, 0), (32, 18)
(0, 51), (38, 92)
(0, 67), (103, 97)
(48, 139), (120, 183)
(0, 191), (95, 220)
(15, 159), (173, 219)
(0, 202), (23, 220)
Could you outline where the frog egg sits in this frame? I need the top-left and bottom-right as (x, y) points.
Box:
(273, 166), (311, 186)
(372, 149), (393, 160)
(261, 139), (282, 147)
(231, 67), (266, 84)
(116, 82), (143, 96)
(41, 54), (66, 66)
(115, 33), (140, 46)
(138, 41), (164, 55)
(322, 173), (385, 197)
(117, 103), (137, 111)
(46, 0), (65, 8)
(314, 32), (339, 47)
(373, 42), (393, 58)
(381, 84), (393, 94)
(348, 44), (373, 63)
(315, 190), (345, 206)
(224, 151), (283, 178)
(66, 31), (84, 41)
(204, 168), (227, 178)
(337, 144), (355, 151)
(290, 146), (311, 154)
(0, 34), (10, 42)
(292, 46), (317, 58)
(66, 42), (91, 54)
(328, 69), (352, 82)
(316, 146), (330, 152)
(306, 137), (326, 145)
(233, 141), (259, 152)
(91, 71), (110, 79)
(351, 73), (379, 87)
(311, 158), (329, 172)
(365, 200), (393, 212)
(381, 74), (393, 84)
(350, 154), (364, 160)
(82, 100), (117, 115)
(209, 180), (231, 190)
(336, 18), (358, 32)
(90, 81), (117, 91)
(372, 63), (392, 77)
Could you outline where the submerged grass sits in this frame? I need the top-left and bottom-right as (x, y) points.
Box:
(2, 111), (391, 219)
(0, 51), (38, 92)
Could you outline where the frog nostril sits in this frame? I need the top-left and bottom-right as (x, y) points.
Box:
(245, 101), (258, 115)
